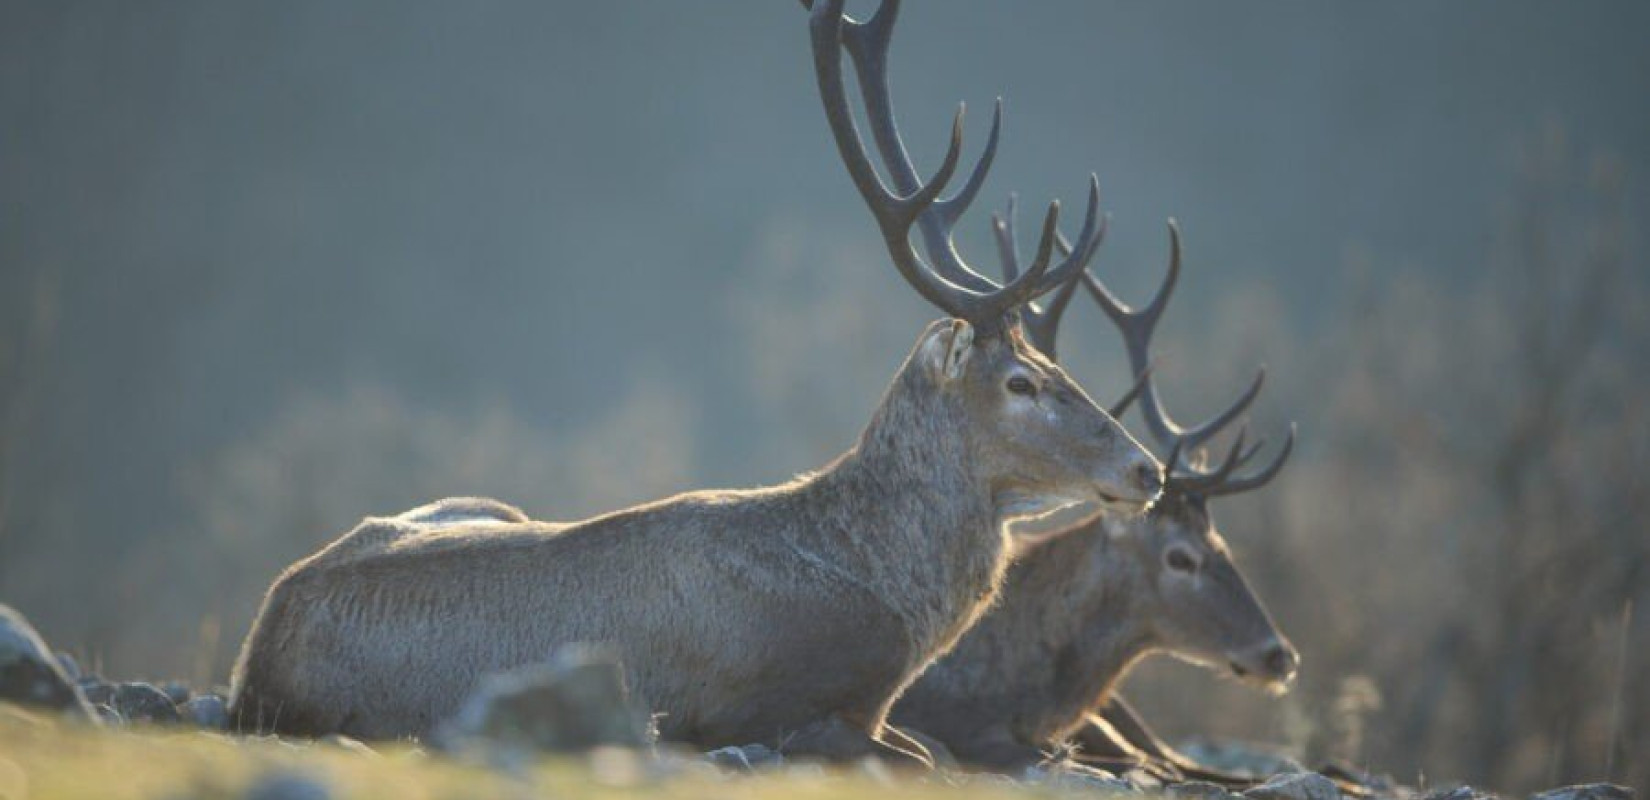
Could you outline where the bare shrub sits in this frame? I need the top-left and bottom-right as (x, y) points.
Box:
(1119, 128), (1646, 794)
(0, 272), (58, 560)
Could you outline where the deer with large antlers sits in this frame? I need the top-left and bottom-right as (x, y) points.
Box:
(228, 0), (1159, 764)
(888, 216), (1297, 774)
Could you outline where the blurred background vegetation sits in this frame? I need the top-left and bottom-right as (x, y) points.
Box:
(1, 1), (1645, 794)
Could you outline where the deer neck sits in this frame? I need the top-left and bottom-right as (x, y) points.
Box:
(946, 518), (1157, 744)
(796, 365), (1008, 668)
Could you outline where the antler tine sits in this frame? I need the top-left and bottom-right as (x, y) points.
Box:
(1021, 266), (1085, 357)
(932, 174), (1075, 327)
(832, 0), (1106, 307)
(999, 194), (1103, 358)
(808, 0), (1041, 326)
(836, 0), (997, 290)
(1076, 221), (1181, 449)
(1161, 438), (1185, 478)
(811, 0), (994, 321)
(991, 195), (1021, 283)
(1204, 423), (1296, 497)
(945, 194), (1076, 327)
(1171, 425), (1253, 493)
(1108, 362), (1154, 418)
(1230, 435), (1269, 472)
(1077, 220), (1264, 450)
(985, 200), (1069, 323)
(1071, 218), (1295, 494)
(933, 99), (1000, 232)
(838, 0), (1001, 295)
(1032, 175), (1108, 300)
(1184, 369), (1265, 451)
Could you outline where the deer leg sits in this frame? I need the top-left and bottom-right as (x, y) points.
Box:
(1067, 710), (1183, 784)
(781, 715), (934, 770)
(1069, 711), (1147, 761)
(1095, 697), (1265, 788)
(1096, 694), (1179, 761)
(882, 723), (957, 770)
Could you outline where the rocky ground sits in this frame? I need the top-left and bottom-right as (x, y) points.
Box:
(1, 603), (1635, 800)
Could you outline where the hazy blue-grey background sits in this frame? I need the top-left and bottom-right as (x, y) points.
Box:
(2, 1), (1646, 792)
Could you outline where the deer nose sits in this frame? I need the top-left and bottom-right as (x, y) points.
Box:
(1263, 642), (1299, 680)
(1230, 639), (1298, 684)
(1130, 461), (1163, 498)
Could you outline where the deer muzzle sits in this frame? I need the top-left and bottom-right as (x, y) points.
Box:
(1227, 637), (1299, 693)
(1091, 450), (1164, 512)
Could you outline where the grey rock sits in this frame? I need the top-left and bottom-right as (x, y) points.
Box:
(1420, 786), (1499, 800)
(243, 771), (331, 800)
(78, 679), (114, 707)
(1122, 766), (1164, 791)
(1245, 772), (1342, 800)
(705, 743), (785, 772)
(432, 646), (651, 756)
(962, 772), (1028, 790)
(184, 693), (230, 730)
(1171, 780), (1247, 800)
(54, 651), (80, 681)
(0, 603), (96, 721)
(161, 681), (192, 705)
(1530, 785), (1635, 800)
(94, 703), (124, 726)
(113, 681), (182, 724)
(1318, 762), (1397, 795)
(1182, 738), (1306, 779)
(1023, 760), (1137, 793)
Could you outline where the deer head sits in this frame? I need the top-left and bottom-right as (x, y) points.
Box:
(1077, 222), (1298, 691)
(807, 0), (1161, 514)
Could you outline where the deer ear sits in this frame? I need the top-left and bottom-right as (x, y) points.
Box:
(921, 318), (975, 383)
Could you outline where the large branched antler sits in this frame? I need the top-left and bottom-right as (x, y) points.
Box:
(988, 192), (1151, 420)
(1072, 223), (1294, 497)
(806, 0), (1106, 332)
(989, 194), (1109, 359)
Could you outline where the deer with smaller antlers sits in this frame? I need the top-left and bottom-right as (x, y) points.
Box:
(889, 215), (1297, 776)
(229, 0), (1160, 765)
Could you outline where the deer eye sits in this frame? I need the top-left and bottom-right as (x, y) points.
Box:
(1006, 376), (1036, 396)
(1165, 547), (1198, 573)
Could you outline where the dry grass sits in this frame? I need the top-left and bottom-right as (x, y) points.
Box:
(0, 705), (1111, 800)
